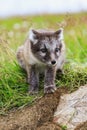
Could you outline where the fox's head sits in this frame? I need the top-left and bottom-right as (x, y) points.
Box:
(29, 28), (65, 66)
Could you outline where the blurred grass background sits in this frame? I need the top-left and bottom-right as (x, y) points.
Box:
(0, 13), (87, 114)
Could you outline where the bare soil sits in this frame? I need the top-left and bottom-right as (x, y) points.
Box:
(75, 121), (87, 130)
(0, 88), (87, 130)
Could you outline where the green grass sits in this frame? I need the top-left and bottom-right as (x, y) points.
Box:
(0, 13), (87, 114)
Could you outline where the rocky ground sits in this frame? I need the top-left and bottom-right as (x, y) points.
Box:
(54, 86), (87, 130)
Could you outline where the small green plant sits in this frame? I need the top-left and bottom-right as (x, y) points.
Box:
(61, 125), (67, 130)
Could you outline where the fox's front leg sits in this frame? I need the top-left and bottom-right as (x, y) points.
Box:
(29, 65), (39, 94)
(44, 66), (57, 94)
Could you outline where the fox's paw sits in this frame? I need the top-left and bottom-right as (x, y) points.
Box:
(44, 85), (57, 94)
(29, 86), (38, 95)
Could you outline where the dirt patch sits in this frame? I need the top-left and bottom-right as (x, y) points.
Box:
(0, 87), (87, 130)
(75, 121), (87, 130)
(0, 88), (66, 130)
(37, 122), (61, 130)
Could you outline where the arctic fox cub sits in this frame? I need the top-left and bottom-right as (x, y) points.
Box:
(16, 28), (65, 94)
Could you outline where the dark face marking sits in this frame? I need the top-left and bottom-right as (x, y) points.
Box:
(30, 30), (63, 66)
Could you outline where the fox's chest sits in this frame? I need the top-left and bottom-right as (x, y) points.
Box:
(28, 51), (45, 66)
(24, 43), (44, 66)
(28, 51), (46, 73)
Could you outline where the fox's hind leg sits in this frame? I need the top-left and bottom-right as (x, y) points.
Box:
(16, 46), (31, 83)
(16, 45), (26, 70)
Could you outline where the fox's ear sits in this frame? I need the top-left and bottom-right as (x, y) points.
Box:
(29, 29), (39, 44)
(54, 28), (64, 40)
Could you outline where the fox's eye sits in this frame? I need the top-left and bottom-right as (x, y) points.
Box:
(55, 48), (60, 52)
(40, 48), (47, 53)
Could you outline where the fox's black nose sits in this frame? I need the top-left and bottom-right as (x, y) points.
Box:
(51, 60), (56, 65)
